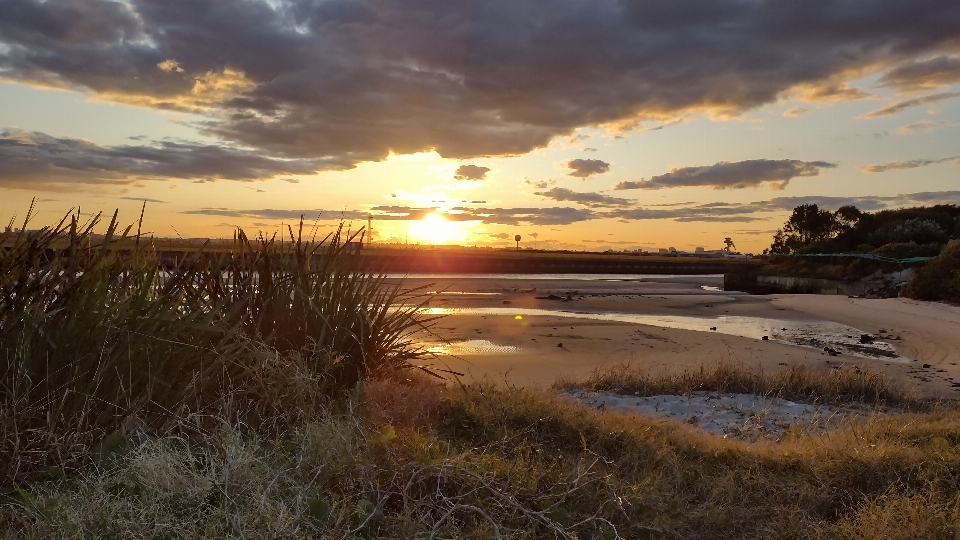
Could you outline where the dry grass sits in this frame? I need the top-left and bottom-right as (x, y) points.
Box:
(4, 209), (960, 538)
(5, 368), (960, 539)
(556, 361), (933, 411)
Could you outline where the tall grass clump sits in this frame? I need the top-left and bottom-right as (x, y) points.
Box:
(0, 206), (429, 486)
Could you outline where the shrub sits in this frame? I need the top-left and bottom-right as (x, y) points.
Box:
(868, 218), (948, 246)
(870, 242), (942, 260)
(902, 239), (960, 302)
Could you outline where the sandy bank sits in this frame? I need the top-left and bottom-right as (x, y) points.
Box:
(404, 276), (960, 398)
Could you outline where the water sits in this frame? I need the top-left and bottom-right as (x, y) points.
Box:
(426, 339), (522, 355)
(388, 273), (723, 281)
(418, 307), (907, 362)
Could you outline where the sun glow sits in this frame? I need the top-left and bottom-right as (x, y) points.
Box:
(407, 213), (472, 245)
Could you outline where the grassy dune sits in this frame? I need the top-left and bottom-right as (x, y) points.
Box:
(3, 210), (960, 538)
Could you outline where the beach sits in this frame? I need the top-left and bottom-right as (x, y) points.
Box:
(400, 274), (960, 398)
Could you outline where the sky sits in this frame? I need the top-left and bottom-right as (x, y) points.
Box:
(1, 0), (959, 253)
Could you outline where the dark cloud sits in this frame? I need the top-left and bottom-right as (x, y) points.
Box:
(861, 91), (960, 119)
(566, 159), (610, 178)
(453, 164), (490, 181)
(613, 159), (835, 191)
(880, 56), (960, 90)
(0, 129), (340, 190)
(859, 156), (960, 173)
(5, 0), (957, 168)
(533, 187), (632, 207)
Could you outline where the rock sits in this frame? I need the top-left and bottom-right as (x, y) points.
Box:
(859, 334), (874, 344)
(761, 336), (769, 341)
(709, 326), (717, 331)
(557, 342), (563, 348)
(502, 300), (512, 304)
(923, 364), (932, 369)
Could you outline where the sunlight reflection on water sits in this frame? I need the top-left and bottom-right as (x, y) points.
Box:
(425, 339), (522, 355)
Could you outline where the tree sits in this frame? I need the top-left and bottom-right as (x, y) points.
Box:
(723, 237), (736, 252)
(770, 204), (858, 254)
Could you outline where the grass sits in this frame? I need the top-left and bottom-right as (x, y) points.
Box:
(1, 205), (431, 487)
(4, 209), (960, 538)
(556, 361), (933, 411)
(4, 372), (960, 539)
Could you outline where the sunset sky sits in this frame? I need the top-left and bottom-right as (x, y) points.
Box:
(1, 0), (959, 253)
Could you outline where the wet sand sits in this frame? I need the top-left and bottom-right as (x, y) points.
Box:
(400, 275), (960, 398)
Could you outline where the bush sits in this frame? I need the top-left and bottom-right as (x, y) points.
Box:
(902, 239), (960, 302)
(871, 242), (942, 260)
(867, 218), (948, 246)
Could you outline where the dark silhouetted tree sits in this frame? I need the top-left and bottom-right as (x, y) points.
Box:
(771, 204), (850, 254)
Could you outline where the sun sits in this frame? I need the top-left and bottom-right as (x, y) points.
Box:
(408, 213), (471, 244)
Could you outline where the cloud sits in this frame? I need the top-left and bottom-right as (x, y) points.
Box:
(613, 159), (835, 191)
(783, 107), (809, 117)
(880, 56), (960, 90)
(897, 120), (954, 134)
(190, 191), (957, 229)
(184, 208), (367, 221)
(118, 196), (168, 204)
(858, 156), (960, 173)
(532, 187), (633, 207)
(566, 159), (610, 178)
(525, 178), (555, 189)
(608, 192), (960, 222)
(453, 164), (490, 181)
(861, 91), (960, 119)
(0, 129), (340, 190)
(5, 0), (957, 168)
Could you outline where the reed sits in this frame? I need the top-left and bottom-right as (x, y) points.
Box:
(0, 206), (429, 486)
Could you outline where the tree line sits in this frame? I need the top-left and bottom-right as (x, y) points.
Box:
(770, 203), (960, 256)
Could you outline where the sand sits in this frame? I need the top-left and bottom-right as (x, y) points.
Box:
(400, 275), (960, 399)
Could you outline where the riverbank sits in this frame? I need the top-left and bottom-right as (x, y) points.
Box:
(402, 275), (960, 398)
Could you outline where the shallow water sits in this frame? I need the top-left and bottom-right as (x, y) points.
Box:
(425, 339), (522, 355)
(419, 306), (907, 362)
(389, 273), (723, 281)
